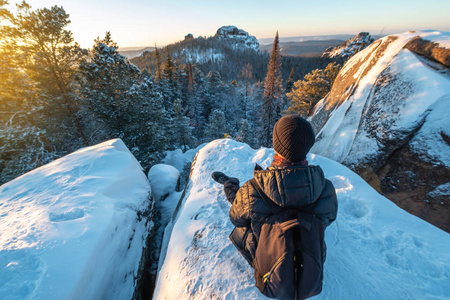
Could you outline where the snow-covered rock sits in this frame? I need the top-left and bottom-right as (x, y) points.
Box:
(215, 25), (260, 51)
(310, 30), (450, 231)
(153, 139), (450, 299)
(175, 26), (259, 64)
(148, 164), (180, 202)
(322, 32), (374, 58)
(164, 144), (206, 174)
(0, 139), (152, 300)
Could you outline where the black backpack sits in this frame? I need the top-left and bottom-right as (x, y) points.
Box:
(250, 178), (325, 300)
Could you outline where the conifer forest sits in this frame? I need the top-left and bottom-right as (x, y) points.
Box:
(0, 2), (344, 184)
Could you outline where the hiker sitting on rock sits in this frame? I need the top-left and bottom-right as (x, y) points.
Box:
(212, 115), (338, 300)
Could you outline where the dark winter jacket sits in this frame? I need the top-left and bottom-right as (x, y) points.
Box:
(229, 164), (337, 266)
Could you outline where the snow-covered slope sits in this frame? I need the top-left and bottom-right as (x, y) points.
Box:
(153, 139), (450, 299)
(0, 139), (151, 300)
(312, 31), (450, 164)
(310, 30), (450, 231)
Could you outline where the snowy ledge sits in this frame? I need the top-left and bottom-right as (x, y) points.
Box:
(0, 139), (151, 300)
(154, 139), (450, 299)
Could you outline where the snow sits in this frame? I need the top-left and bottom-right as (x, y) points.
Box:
(312, 31), (450, 166)
(418, 30), (450, 49)
(409, 95), (450, 166)
(323, 32), (373, 58)
(164, 144), (206, 174)
(427, 182), (450, 198)
(180, 48), (225, 64)
(148, 164), (180, 202)
(154, 139), (450, 300)
(0, 139), (151, 300)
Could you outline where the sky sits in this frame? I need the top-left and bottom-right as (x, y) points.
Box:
(7, 0), (450, 49)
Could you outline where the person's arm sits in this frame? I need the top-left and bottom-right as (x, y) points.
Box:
(223, 178), (240, 204)
(314, 179), (338, 228)
(229, 182), (252, 227)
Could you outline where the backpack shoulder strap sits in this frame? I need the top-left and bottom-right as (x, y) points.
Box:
(250, 178), (284, 215)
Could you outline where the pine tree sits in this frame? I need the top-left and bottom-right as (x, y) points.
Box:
(78, 32), (140, 138)
(286, 68), (295, 93)
(260, 31), (283, 147)
(172, 98), (193, 151)
(159, 47), (179, 110)
(7, 2), (89, 148)
(205, 109), (227, 141)
(239, 63), (253, 120)
(237, 119), (256, 148)
(286, 62), (341, 117)
(0, 7), (57, 183)
(154, 43), (162, 81)
(124, 78), (173, 166)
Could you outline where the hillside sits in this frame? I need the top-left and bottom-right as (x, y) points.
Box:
(260, 39), (345, 57)
(130, 26), (343, 82)
(310, 30), (450, 231)
(119, 46), (156, 59)
(154, 139), (450, 299)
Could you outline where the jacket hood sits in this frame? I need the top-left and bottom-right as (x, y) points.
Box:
(253, 165), (326, 208)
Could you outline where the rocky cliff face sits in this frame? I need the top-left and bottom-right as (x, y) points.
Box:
(310, 31), (450, 232)
(322, 32), (374, 58)
(215, 25), (260, 51)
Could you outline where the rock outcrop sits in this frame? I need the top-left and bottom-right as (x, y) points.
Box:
(153, 139), (450, 299)
(322, 32), (374, 58)
(215, 25), (260, 51)
(311, 31), (450, 232)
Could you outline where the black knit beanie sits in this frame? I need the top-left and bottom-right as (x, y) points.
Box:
(272, 115), (315, 162)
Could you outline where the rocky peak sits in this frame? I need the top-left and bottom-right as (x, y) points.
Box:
(214, 25), (260, 51)
(322, 32), (374, 58)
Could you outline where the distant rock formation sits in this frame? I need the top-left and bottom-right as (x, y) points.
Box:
(311, 31), (450, 232)
(322, 32), (374, 58)
(215, 25), (260, 51)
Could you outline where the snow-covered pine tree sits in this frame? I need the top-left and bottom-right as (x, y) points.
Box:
(124, 78), (173, 166)
(205, 109), (228, 141)
(237, 119), (256, 148)
(172, 98), (194, 151)
(78, 32), (140, 138)
(159, 47), (180, 111)
(203, 71), (225, 118)
(260, 31), (284, 147)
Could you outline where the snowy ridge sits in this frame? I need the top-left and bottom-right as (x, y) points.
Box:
(312, 30), (450, 167)
(0, 139), (151, 300)
(154, 139), (450, 299)
(322, 32), (374, 58)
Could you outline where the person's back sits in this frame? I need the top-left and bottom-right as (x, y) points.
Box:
(212, 115), (338, 299)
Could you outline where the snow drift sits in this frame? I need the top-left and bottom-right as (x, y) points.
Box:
(0, 139), (151, 300)
(154, 139), (450, 299)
